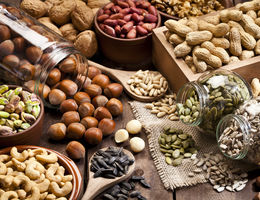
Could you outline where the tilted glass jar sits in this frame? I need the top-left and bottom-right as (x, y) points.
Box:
(176, 69), (252, 136)
(0, 2), (88, 108)
(216, 97), (260, 164)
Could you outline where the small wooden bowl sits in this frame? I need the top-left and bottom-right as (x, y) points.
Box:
(94, 3), (161, 69)
(0, 85), (44, 148)
(0, 145), (82, 200)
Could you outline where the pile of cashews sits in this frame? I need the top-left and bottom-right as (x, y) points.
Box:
(0, 147), (73, 200)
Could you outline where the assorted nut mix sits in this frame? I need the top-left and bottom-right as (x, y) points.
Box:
(90, 147), (134, 179)
(102, 174), (150, 200)
(177, 72), (251, 136)
(0, 85), (41, 135)
(0, 147), (73, 199)
(218, 97), (260, 164)
(159, 127), (197, 166)
(127, 70), (168, 97)
(164, 1), (260, 73)
(97, 0), (159, 39)
(144, 93), (178, 120)
(190, 152), (248, 193)
(150, 0), (223, 18)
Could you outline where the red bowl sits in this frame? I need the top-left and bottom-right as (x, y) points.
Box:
(0, 85), (44, 148)
(0, 145), (82, 200)
(94, 3), (161, 69)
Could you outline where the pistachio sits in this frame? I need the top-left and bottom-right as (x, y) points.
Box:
(21, 123), (30, 130)
(13, 120), (23, 128)
(0, 111), (10, 118)
(0, 126), (13, 135)
(21, 112), (36, 124)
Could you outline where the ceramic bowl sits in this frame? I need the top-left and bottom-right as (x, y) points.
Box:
(94, 3), (161, 69)
(0, 85), (44, 148)
(0, 145), (82, 200)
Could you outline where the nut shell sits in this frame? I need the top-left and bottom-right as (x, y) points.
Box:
(74, 92), (91, 105)
(61, 111), (80, 126)
(48, 123), (66, 141)
(94, 106), (112, 121)
(92, 95), (108, 108)
(105, 98), (123, 116)
(84, 127), (103, 145)
(60, 79), (78, 96)
(104, 83), (123, 98)
(84, 84), (102, 98)
(92, 74), (110, 89)
(67, 122), (86, 139)
(98, 118), (115, 136)
(80, 116), (98, 129)
(66, 141), (85, 160)
(46, 68), (61, 86)
(78, 102), (95, 118)
(87, 66), (101, 79)
(48, 89), (66, 105)
(60, 99), (78, 113)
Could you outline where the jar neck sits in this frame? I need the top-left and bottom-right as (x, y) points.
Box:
(176, 81), (208, 126)
(216, 114), (251, 160)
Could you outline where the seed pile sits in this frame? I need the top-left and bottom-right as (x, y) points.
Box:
(190, 153), (248, 192)
(102, 175), (150, 200)
(177, 73), (251, 136)
(159, 127), (197, 166)
(0, 85), (41, 135)
(127, 70), (168, 97)
(219, 97), (260, 164)
(90, 147), (134, 179)
(145, 93), (179, 120)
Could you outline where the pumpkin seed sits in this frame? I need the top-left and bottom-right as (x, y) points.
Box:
(172, 157), (183, 166)
(165, 157), (172, 165)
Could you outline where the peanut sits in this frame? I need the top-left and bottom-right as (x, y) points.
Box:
(229, 56), (240, 64)
(228, 21), (244, 32)
(211, 38), (230, 49)
(186, 18), (198, 31)
(240, 29), (257, 50)
(219, 10), (243, 23)
(251, 78), (260, 97)
(194, 48), (222, 68)
(193, 54), (207, 72)
(173, 41), (192, 58)
(198, 20), (229, 37)
(203, 15), (220, 25)
(239, 50), (254, 60)
(241, 14), (260, 39)
(229, 27), (242, 56)
(186, 31), (213, 45)
(165, 20), (193, 37)
(201, 41), (230, 64)
(246, 10), (257, 20)
(239, 0), (260, 12)
(185, 56), (196, 73)
(255, 18), (260, 26)
(168, 34), (184, 46)
(255, 39), (260, 55)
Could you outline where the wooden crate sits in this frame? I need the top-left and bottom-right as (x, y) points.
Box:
(152, 26), (260, 93)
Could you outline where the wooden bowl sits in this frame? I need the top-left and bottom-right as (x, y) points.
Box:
(0, 85), (44, 148)
(94, 4), (161, 70)
(0, 145), (82, 200)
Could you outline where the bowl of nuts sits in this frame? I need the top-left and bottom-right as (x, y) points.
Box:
(94, 0), (161, 69)
(0, 85), (44, 148)
(0, 145), (82, 200)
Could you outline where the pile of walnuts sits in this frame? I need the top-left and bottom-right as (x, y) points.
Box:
(20, 0), (110, 58)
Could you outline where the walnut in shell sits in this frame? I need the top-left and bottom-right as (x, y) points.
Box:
(59, 23), (78, 42)
(20, 0), (47, 18)
(87, 0), (110, 9)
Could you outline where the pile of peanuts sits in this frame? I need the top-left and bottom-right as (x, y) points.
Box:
(97, 0), (159, 39)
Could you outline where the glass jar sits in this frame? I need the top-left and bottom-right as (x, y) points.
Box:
(0, 2), (88, 108)
(216, 98), (260, 164)
(176, 69), (252, 136)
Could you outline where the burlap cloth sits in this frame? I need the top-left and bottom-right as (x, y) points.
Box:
(129, 100), (256, 191)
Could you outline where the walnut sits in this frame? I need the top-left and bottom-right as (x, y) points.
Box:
(87, 0), (110, 9)
(59, 23), (78, 42)
(20, 0), (47, 18)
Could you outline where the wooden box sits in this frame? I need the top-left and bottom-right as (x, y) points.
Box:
(152, 26), (260, 93)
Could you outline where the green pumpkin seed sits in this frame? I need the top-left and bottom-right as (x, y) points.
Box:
(171, 135), (177, 142)
(178, 134), (187, 140)
(184, 153), (192, 158)
(164, 153), (172, 157)
(172, 157), (183, 166)
(172, 149), (180, 158)
(182, 140), (190, 149)
(165, 157), (172, 165)
(166, 135), (172, 143)
(186, 99), (192, 108)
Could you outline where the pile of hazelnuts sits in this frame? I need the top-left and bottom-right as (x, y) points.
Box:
(47, 65), (124, 160)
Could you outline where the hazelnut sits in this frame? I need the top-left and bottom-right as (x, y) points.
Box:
(3, 55), (20, 69)
(60, 79), (78, 96)
(48, 89), (66, 105)
(66, 141), (85, 160)
(25, 46), (43, 64)
(94, 106), (112, 121)
(84, 127), (103, 145)
(19, 63), (36, 81)
(59, 57), (76, 73)
(0, 40), (14, 58)
(105, 98), (123, 116)
(78, 102), (95, 118)
(126, 119), (142, 134)
(13, 37), (25, 52)
(60, 99), (78, 113)
(114, 129), (129, 143)
(254, 193), (260, 200)
(21, 17), (34, 26)
(46, 68), (61, 86)
(0, 25), (10, 42)
(81, 116), (98, 129)
(74, 91), (91, 105)
(88, 66), (101, 79)
(67, 122), (86, 139)
(84, 84), (102, 98)
(92, 95), (108, 108)
(130, 137), (145, 153)
(104, 83), (123, 98)
(92, 74), (110, 89)
(98, 118), (115, 136)
(256, 176), (260, 188)
(6, 7), (22, 19)
(61, 111), (80, 126)
(39, 84), (51, 99)
(77, 76), (91, 91)
(47, 123), (66, 141)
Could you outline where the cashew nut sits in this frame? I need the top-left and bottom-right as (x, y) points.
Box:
(0, 155), (10, 163)
(45, 194), (56, 200)
(12, 158), (26, 172)
(35, 178), (50, 193)
(28, 149), (48, 157)
(6, 167), (13, 175)
(25, 161), (45, 180)
(56, 166), (73, 182)
(8, 171), (24, 177)
(36, 153), (58, 164)
(0, 191), (18, 200)
(0, 175), (14, 188)
(57, 198), (67, 200)
(46, 164), (62, 182)
(13, 175), (32, 192)
(25, 186), (40, 200)
(0, 162), (7, 175)
(0, 189), (4, 197)
(16, 189), (26, 199)
(10, 147), (29, 162)
(5, 161), (13, 168)
(39, 192), (48, 200)
(34, 174), (45, 184)
(50, 181), (73, 197)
